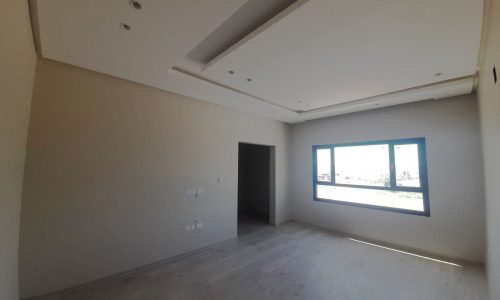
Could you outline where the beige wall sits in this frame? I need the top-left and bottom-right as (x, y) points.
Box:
(478, 0), (500, 298)
(290, 95), (486, 262)
(0, 1), (37, 299)
(19, 59), (291, 298)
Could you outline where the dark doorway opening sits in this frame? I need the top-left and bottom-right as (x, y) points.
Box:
(238, 143), (273, 236)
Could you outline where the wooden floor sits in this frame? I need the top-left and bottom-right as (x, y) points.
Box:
(31, 221), (488, 300)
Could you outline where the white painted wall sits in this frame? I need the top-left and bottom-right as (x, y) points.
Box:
(477, 0), (500, 298)
(290, 95), (486, 262)
(19, 59), (291, 298)
(0, 1), (37, 299)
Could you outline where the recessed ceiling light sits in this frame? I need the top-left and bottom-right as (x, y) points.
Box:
(297, 100), (302, 103)
(120, 23), (131, 30)
(435, 72), (442, 76)
(129, 0), (142, 9)
(246, 78), (252, 82)
(228, 70), (235, 74)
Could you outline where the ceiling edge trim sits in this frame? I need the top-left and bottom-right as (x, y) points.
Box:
(166, 68), (298, 123)
(168, 68), (473, 124)
(292, 76), (475, 123)
(172, 67), (294, 112)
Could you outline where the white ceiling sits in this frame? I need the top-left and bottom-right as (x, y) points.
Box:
(32, 0), (247, 91)
(32, 0), (484, 123)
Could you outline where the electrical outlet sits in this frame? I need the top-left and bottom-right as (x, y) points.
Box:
(187, 189), (199, 197)
(187, 220), (204, 232)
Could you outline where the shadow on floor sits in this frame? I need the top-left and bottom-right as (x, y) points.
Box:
(238, 211), (271, 236)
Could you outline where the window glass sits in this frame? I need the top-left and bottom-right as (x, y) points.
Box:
(316, 148), (331, 182)
(395, 144), (420, 187)
(316, 185), (424, 212)
(335, 144), (390, 187)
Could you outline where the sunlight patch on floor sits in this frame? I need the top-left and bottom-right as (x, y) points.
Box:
(347, 238), (463, 267)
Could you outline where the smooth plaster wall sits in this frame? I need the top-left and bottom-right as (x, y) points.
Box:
(477, 0), (500, 297)
(0, 1), (37, 299)
(290, 95), (486, 262)
(19, 59), (291, 298)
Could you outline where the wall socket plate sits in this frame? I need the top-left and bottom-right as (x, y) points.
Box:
(186, 220), (204, 231)
(187, 188), (205, 198)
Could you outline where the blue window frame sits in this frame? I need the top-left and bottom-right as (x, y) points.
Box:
(313, 137), (430, 216)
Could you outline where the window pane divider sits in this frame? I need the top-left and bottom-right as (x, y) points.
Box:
(389, 143), (397, 190)
(331, 146), (336, 184)
(317, 182), (421, 192)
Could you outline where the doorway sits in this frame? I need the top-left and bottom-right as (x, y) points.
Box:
(237, 143), (275, 236)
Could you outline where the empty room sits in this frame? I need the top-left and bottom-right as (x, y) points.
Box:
(2, 0), (500, 299)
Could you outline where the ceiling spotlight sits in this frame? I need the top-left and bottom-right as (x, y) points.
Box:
(246, 78), (252, 82)
(435, 72), (442, 76)
(297, 100), (302, 103)
(120, 23), (131, 30)
(129, 0), (142, 9)
(228, 70), (235, 74)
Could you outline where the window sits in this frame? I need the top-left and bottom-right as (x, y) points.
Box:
(313, 138), (429, 216)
